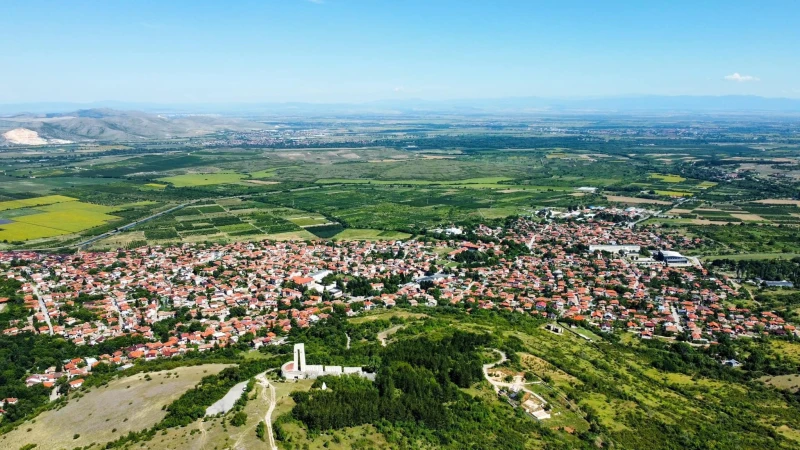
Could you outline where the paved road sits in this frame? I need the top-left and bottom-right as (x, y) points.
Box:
(32, 283), (53, 335)
(110, 296), (124, 331)
(526, 225), (549, 250)
(670, 305), (684, 333)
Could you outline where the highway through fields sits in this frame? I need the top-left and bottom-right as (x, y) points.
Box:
(71, 184), (347, 251)
(75, 200), (201, 249)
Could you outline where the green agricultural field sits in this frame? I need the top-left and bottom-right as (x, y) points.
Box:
(248, 168), (278, 178)
(478, 206), (528, 218)
(260, 184), (556, 232)
(158, 172), (246, 187)
(655, 190), (693, 197)
(288, 216), (330, 226)
(333, 228), (412, 240)
(315, 176), (514, 186)
(702, 253), (800, 261)
(144, 228), (180, 240)
(112, 200), (159, 209)
(265, 229), (317, 240)
(690, 225), (800, 254)
(217, 223), (260, 233)
(649, 173), (687, 183)
(306, 223), (344, 238)
(0, 123), (796, 251)
(195, 204), (226, 213)
(0, 176), (122, 195)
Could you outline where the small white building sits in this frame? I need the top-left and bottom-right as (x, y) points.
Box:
(589, 244), (641, 254)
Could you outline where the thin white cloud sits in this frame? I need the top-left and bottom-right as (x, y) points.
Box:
(393, 87), (404, 92)
(139, 22), (165, 29)
(724, 72), (760, 82)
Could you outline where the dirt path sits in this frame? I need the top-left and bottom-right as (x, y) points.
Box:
(231, 391), (259, 450)
(377, 324), (404, 347)
(196, 420), (208, 450)
(482, 349), (507, 392)
(256, 373), (278, 450)
(482, 349), (552, 419)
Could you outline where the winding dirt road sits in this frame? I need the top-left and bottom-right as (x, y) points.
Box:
(482, 349), (508, 392)
(256, 373), (278, 450)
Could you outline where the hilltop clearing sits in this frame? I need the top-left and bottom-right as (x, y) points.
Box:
(1, 364), (229, 450)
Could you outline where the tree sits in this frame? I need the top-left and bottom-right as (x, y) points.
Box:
(231, 411), (247, 426)
(256, 420), (266, 441)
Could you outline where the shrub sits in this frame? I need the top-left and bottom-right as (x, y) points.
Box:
(230, 411), (247, 427)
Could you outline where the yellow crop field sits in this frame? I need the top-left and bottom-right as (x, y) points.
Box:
(39, 201), (117, 214)
(0, 222), (70, 241)
(17, 210), (118, 232)
(0, 195), (77, 211)
(0, 200), (119, 241)
(649, 173), (686, 183)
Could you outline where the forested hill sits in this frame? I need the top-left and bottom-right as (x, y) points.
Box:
(710, 257), (800, 286)
(288, 331), (551, 449)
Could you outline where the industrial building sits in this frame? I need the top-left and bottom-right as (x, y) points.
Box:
(657, 250), (689, 266)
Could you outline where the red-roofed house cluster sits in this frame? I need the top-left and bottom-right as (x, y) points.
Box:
(2, 217), (797, 390)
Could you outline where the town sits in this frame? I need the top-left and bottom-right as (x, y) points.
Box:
(3, 211), (796, 399)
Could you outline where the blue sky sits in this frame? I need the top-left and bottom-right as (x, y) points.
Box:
(1, 0), (798, 103)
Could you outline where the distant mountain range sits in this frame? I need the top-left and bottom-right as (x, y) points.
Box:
(2, 95), (800, 117)
(2, 95), (799, 145)
(0, 109), (263, 145)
